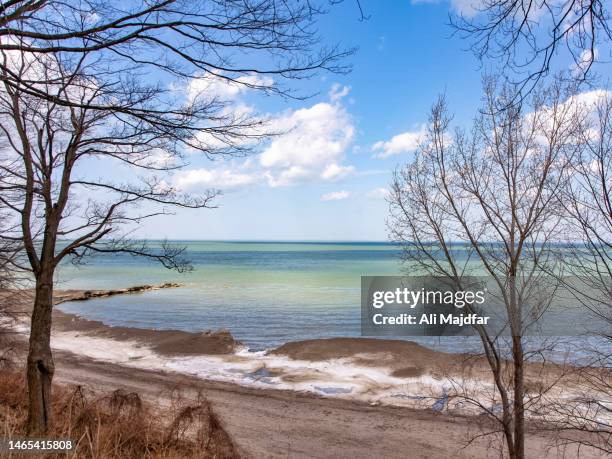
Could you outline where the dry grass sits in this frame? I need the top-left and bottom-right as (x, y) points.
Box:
(0, 366), (239, 458)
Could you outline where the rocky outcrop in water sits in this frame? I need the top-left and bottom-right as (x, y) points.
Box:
(54, 283), (182, 304)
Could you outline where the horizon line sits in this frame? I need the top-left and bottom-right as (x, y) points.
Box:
(57, 238), (394, 243)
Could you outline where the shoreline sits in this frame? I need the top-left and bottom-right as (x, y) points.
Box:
(5, 287), (607, 408)
(3, 285), (610, 456)
(47, 348), (609, 458)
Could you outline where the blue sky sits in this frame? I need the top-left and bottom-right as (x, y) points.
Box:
(127, 1), (608, 241)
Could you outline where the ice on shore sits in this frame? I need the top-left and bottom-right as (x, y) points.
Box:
(9, 321), (611, 424)
(44, 328), (457, 410)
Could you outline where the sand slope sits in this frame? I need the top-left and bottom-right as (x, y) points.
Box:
(53, 349), (604, 459)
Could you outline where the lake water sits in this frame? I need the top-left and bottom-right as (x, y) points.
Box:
(55, 241), (610, 359)
(56, 241), (401, 350)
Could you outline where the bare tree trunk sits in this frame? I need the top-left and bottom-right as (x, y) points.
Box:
(503, 411), (516, 459)
(26, 267), (55, 435)
(512, 335), (525, 459)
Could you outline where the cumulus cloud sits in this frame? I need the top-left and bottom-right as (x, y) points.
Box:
(565, 89), (611, 108)
(180, 72), (274, 151)
(174, 167), (259, 191)
(321, 190), (350, 201)
(372, 125), (427, 158)
(541, 89), (611, 146)
(524, 89), (611, 137)
(175, 84), (357, 190)
(366, 187), (390, 199)
(260, 99), (355, 186)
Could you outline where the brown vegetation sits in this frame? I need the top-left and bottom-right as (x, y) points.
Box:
(0, 364), (239, 459)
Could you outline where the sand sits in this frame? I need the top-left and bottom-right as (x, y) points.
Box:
(2, 286), (610, 457)
(53, 313), (238, 356)
(51, 348), (606, 458)
(272, 337), (465, 377)
(5, 284), (241, 356)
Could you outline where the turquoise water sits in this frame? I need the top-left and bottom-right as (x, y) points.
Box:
(55, 241), (609, 358)
(56, 241), (404, 349)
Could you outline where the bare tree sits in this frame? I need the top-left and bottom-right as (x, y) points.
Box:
(451, 0), (611, 100)
(0, 0), (350, 434)
(0, 159), (28, 368)
(388, 79), (584, 458)
(0, 1), (351, 99)
(548, 90), (611, 454)
(0, 205), (23, 368)
(561, 91), (611, 329)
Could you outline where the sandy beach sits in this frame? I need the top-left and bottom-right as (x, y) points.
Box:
(49, 346), (602, 459)
(1, 285), (609, 457)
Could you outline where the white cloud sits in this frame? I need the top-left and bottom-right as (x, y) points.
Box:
(565, 89), (611, 108)
(192, 102), (266, 151)
(175, 84), (357, 191)
(571, 48), (599, 78)
(329, 83), (351, 103)
(366, 187), (390, 199)
(321, 163), (355, 180)
(181, 73), (274, 152)
(557, 89), (611, 143)
(260, 100), (355, 186)
(174, 167), (258, 191)
(321, 190), (350, 201)
(525, 89), (611, 138)
(186, 73), (273, 103)
(372, 125), (427, 158)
